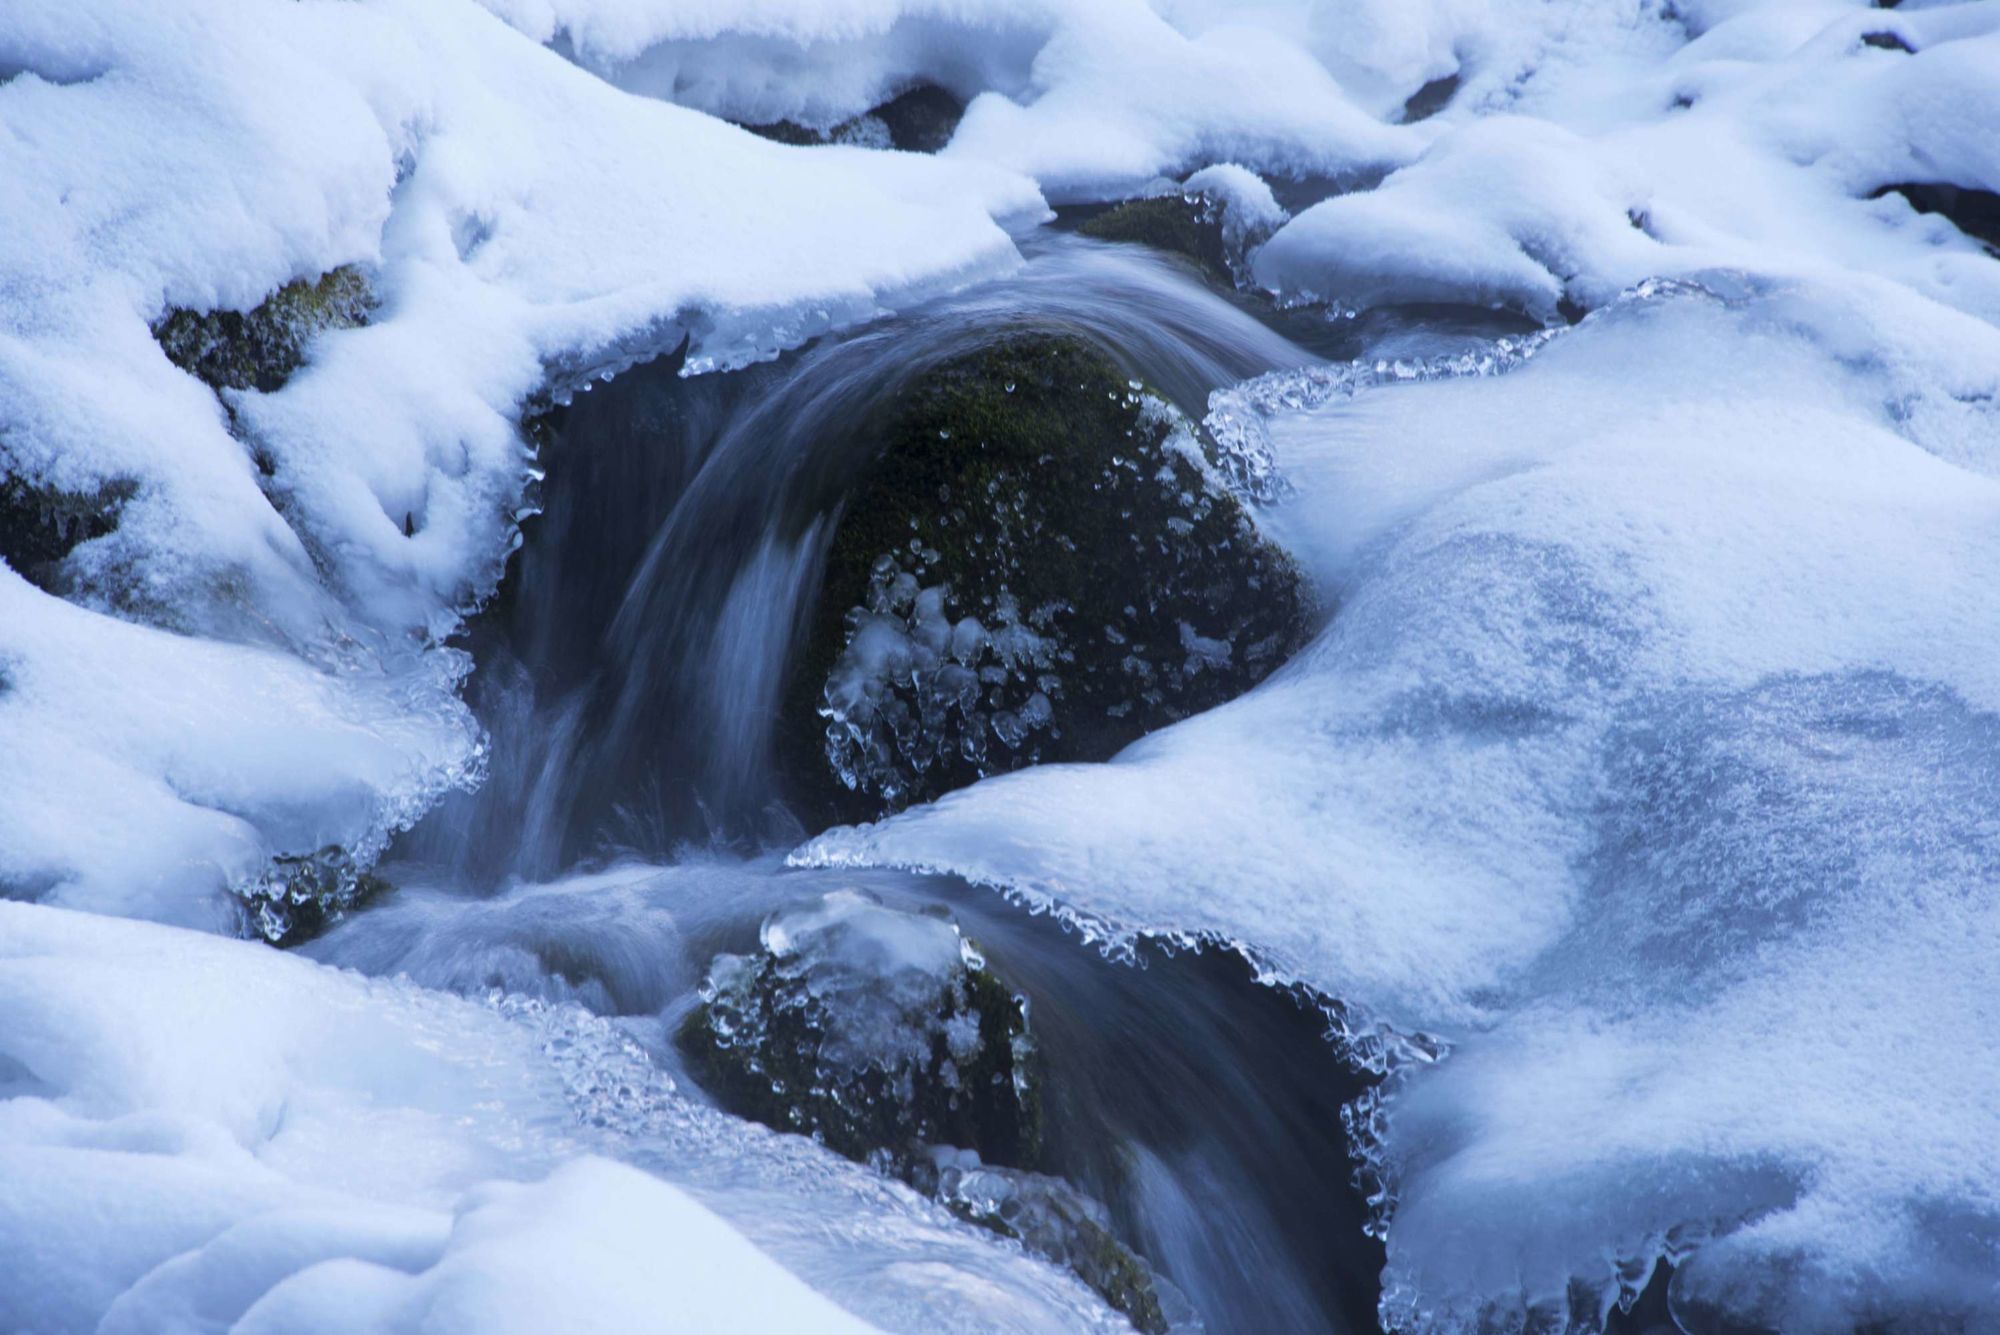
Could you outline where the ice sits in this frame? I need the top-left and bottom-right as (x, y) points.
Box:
(0, 0), (1043, 926)
(0, 899), (1129, 1333)
(801, 275), (2000, 1328)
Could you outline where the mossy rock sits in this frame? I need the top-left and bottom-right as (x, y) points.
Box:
(155, 265), (372, 395)
(786, 332), (1309, 824)
(1078, 196), (1233, 284)
(238, 845), (390, 948)
(0, 476), (135, 592)
(678, 896), (1042, 1170)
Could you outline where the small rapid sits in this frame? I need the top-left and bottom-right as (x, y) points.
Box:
(367, 227), (1535, 1333)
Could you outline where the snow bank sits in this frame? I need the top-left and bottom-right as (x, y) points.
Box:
(0, 899), (1127, 1332)
(802, 272), (2000, 1329)
(482, 0), (1468, 200)
(0, 0), (1042, 928)
(790, 6), (2000, 1326)
(1256, 1), (2000, 325)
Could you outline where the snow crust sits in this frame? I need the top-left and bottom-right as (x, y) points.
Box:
(0, 0), (1041, 927)
(0, 899), (1128, 1333)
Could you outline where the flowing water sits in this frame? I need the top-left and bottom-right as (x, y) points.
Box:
(335, 229), (1540, 1333)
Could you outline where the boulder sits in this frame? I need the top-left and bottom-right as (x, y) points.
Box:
(154, 265), (372, 396)
(787, 332), (1309, 822)
(679, 891), (1184, 1331)
(678, 890), (1042, 1169)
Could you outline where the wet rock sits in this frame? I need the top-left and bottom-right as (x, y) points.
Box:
(679, 891), (1184, 1332)
(677, 890), (1042, 1169)
(789, 332), (1309, 822)
(239, 845), (391, 948)
(154, 265), (373, 396)
(911, 1148), (1191, 1335)
(0, 476), (135, 593)
(1078, 195), (1235, 286)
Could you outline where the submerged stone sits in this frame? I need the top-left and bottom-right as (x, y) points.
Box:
(788, 332), (1309, 823)
(155, 265), (373, 396)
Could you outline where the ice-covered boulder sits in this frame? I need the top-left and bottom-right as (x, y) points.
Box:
(789, 332), (1309, 821)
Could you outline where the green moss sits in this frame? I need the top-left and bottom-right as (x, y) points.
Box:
(786, 331), (1309, 822)
(155, 265), (373, 395)
(1078, 196), (1232, 284)
(0, 476), (136, 592)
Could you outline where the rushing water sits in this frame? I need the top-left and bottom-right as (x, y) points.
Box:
(358, 228), (1540, 1332)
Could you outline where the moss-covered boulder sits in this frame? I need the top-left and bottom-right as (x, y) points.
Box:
(678, 890), (1041, 1168)
(238, 845), (390, 948)
(155, 265), (372, 395)
(788, 332), (1308, 823)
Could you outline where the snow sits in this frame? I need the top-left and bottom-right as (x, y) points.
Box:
(789, 6), (2000, 1318)
(482, 0), (1434, 200)
(0, 0), (1042, 928)
(804, 271), (2000, 1327)
(0, 899), (1128, 1333)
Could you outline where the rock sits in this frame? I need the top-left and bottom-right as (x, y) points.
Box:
(154, 265), (372, 396)
(787, 332), (1309, 823)
(910, 1148), (1192, 1335)
(679, 892), (1185, 1332)
(238, 845), (391, 948)
(1078, 196), (1235, 285)
(0, 476), (135, 593)
(677, 890), (1042, 1169)
(1876, 181), (2000, 253)
(745, 84), (965, 154)
(872, 84), (965, 153)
